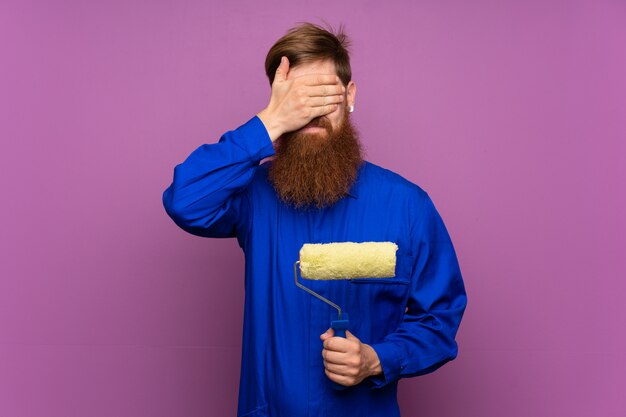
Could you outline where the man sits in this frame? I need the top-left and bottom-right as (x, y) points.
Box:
(163, 23), (467, 417)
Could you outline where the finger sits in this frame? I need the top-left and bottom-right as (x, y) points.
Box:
(345, 330), (360, 342)
(324, 369), (354, 386)
(274, 56), (290, 83)
(307, 84), (345, 97)
(324, 361), (357, 377)
(323, 336), (350, 353)
(320, 328), (334, 341)
(322, 349), (350, 365)
(308, 95), (344, 108)
(302, 74), (343, 86)
(324, 361), (348, 374)
(311, 104), (339, 118)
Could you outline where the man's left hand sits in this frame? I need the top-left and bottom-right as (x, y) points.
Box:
(320, 329), (383, 386)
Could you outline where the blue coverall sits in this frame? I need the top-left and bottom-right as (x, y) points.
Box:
(163, 116), (467, 416)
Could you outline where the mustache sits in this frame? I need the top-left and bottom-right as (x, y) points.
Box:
(304, 116), (331, 131)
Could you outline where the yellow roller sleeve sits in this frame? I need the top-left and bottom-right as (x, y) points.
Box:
(299, 241), (398, 280)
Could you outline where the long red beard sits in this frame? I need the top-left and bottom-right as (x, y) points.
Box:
(268, 112), (363, 209)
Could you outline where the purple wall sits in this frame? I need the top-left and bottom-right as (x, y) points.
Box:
(1, 0), (624, 416)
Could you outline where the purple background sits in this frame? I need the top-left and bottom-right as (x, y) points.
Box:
(1, 0), (625, 416)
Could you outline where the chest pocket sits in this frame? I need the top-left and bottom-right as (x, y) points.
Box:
(347, 249), (414, 315)
(345, 251), (415, 339)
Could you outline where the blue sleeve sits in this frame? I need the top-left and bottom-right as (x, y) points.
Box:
(162, 116), (275, 246)
(369, 193), (468, 388)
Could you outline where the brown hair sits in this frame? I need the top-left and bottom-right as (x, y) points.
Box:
(264, 22), (352, 86)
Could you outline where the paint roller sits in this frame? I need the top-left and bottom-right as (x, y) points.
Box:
(293, 241), (398, 388)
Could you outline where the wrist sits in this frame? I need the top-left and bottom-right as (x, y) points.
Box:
(256, 108), (283, 142)
(364, 344), (383, 377)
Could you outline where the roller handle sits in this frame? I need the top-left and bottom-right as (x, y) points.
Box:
(331, 315), (349, 338)
(329, 313), (350, 390)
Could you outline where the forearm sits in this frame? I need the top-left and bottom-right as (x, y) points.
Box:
(162, 115), (275, 237)
(369, 193), (468, 388)
(256, 108), (284, 142)
(369, 304), (465, 386)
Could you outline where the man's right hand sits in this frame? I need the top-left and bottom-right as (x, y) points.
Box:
(257, 56), (345, 142)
